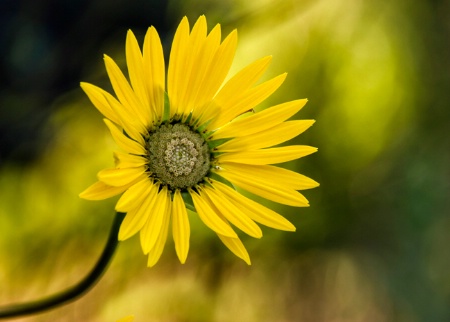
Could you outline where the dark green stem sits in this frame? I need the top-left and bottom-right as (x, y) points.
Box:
(0, 212), (125, 319)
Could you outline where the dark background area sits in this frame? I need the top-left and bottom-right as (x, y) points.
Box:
(0, 0), (168, 165)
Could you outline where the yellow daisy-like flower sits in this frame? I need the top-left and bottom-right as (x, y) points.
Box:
(80, 16), (318, 266)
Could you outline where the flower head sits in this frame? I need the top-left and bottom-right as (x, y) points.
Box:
(80, 16), (319, 266)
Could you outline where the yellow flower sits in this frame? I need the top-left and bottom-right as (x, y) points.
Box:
(80, 15), (318, 266)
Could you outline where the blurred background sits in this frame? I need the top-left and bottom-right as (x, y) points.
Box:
(0, 0), (449, 321)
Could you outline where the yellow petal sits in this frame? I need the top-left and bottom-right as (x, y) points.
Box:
(119, 207), (145, 240)
(140, 186), (168, 254)
(176, 15), (208, 117)
(119, 182), (159, 240)
(147, 191), (171, 267)
(267, 166), (319, 190)
(143, 26), (165, 121)
(182, 24), (221, 118)
(168, 17), (190, 118)
(213, 55), (272, 107)
(189, 188), (237, 238)
(118, 185), (155, 240)
(172, 190), (190, 264)
(196, 101), (221, 131)
(194, 29), (238, 124)
(79, 180), (131, 200)
(215, 167), (309, 207)
(217, 145), (318, 165)
(216, 233), (251, 265)
(114, 151), (147, 169)
(115, 177), (153, 212)
(211, 99), (308, 139)
(104, 119), (146, 155)
(80, 82), (120, 125)
(87, 83), (147, 141)
(126, 30), (150, 115)
(205, 55), (272, 129)
(219, 162), (319, 191)
(97, 167), (146, 187)
(202, 186), (262, 238)
(210, 73), (287, 129)
(105, 93), (148, 146)
(211, 179), (296, 231)
(104, 54), (151, 127)
(217, 120), (315, 152)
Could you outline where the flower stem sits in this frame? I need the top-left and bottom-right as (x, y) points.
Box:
(0, 212), (126, 319)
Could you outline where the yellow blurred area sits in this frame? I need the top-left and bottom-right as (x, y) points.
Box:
(1, 0), (449, 321)
(231, 0), (416, 170)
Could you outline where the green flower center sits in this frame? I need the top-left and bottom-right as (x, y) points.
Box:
(146, 123), (210, 190)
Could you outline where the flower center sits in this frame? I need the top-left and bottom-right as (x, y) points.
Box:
(146, 123), (210, 190)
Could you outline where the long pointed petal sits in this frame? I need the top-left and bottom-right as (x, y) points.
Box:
(210, 73), (287, 129)
(194, 29), (238, 124)
(202, 186), (262, 238)
(211, 99), (308, 139)
(80, 82), (120, 125)
(103, 119), (146, 155)
(214, 167), (310, 207)
(143, 26), (165, 121)
(217, 146), (318, 165)
(113, 151), (147, 169)
(218, 162), (319, 191)
(217, 120), (315, 152)
(189, 188), (237, 238)
(104, 54), (151, 127)
(101, 89), (147, 140)
(147, 189), (171, 267)
(118, 182), (158, 240)
(126, 30), (150, 114)
(140, 186), (168, 254)
(97, 167), (146, 187)
(213, 56), (272, 106)
(183, 23), (221, 118)
(216, 233), (251, 265)
(172, 190), (190, 263)
(211, 180), (296, 231)
(176, 16), (208, 117)
(168, 17), (190, 118)
(115, 177), (153, 212)
(79, 180), (131, 200)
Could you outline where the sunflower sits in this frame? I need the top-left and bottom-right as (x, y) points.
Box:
(80, 15), (318, 266)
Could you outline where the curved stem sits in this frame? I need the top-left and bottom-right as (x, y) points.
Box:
(0, 212), (125, 319)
